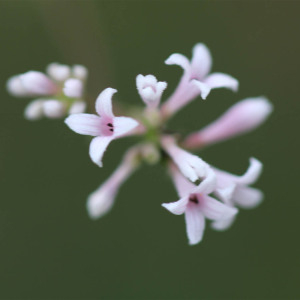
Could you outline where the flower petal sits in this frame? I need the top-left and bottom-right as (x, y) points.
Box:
(165, 53), (191, 73)
(24, 99), (45, 120)
(191, 43), (212, 79)
(204, 72), (239, 92)
(6, 75), (29, 97)
(69, 101), (87, 115)
(233, 186), (263, 209)
(89, 136), (113, 167)
(211, 215), (236, 231)
(113, 116), (139, 138)
(191, 79), (211, 100)
(46, 63), (71, 82)
(162, 196), (189, 215)
(63, 78), (83, 98)
(193, 167), (217, 195)
(95, 88), (117, 118)
(43, 100), (66, 118)
(65, 113), (101, 136)
(236, 157), (263, 185)
(185, 205), (205, 245)
(201, 195), (238, 221)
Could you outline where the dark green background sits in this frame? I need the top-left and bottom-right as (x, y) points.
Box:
(0, 1), (299, 299)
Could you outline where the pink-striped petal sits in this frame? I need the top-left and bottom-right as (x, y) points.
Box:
(95, 88), (116, 118)
(236, 158), (263, 185)
(89, 136), (113, 167)
(211, 215), (236, 231)
(162, 196), (189, 215)
(201, 195), (238, 221)
(185, 205), (205, 245)
(191, 79), (211, 100)
(204, 72), (239, 92)
(165, 53), (190, 73)
(65, 113), (101, 136)
(113, 116), (139, 138)
(233, 186), (263, 209)
(191, 43), (212, 79)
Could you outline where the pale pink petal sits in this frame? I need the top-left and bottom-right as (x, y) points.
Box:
(204, 72), (239, 92)
(46, 63), (71, 81)
(236, 158), (263, 185)
(191, 79), (211, 100)
(24, 99), (45, 120)
(63, 78), (83, 98)
(69, 101), (87, 114)
(185, 205), (205, 245)
(73, 65), (88, 80)
(43, 100), (66, 118)
(193, 168), (217, 195)
(191, 43), (212, 79)
(95, 88), (116, 118)
(211, 215), (236, 231)
(184, 97), (273, 148)
(169, 164), (195, 198)
(162, 196), (189, 215)
(215, 184), (236, 203)
(233, 186), (263, 209)
(65, 114), (101, 136)
(89, 136), (113, 167)
(20, 71), (57, 95)
(165, 53), (191, 73)
(6, 75), (29, 97)
(113, 117), (139, 138)
(201, 195), (238, 221)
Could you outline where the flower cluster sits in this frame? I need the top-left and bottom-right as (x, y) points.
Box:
(7, 43), (273, 245)
(7, 63), (88, 120)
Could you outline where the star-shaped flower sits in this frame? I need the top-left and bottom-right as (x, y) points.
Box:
(65, 88), (139, 167)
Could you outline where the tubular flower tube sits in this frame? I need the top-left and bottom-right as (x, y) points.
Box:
(161, 43), (239, 119)
(8, 42), (272, 245)
(87, 146), (142, 219)
(184, 97), (273, 149)
(6, 63), (89, 120)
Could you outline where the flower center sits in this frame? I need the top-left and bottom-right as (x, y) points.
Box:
(189, 194), (199, 204)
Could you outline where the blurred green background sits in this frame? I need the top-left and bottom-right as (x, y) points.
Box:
(0, 1), (299, 299)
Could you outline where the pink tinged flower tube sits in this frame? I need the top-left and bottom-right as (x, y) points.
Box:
(87, 147), (140, 219)
(19, 71), (58, 96)
(161, 43), (239, 118)
(161, 136), (208, 183)
(162, 165), (237, 245)
(184, 97), (273, 149)
(65, 88), (139, 167)
(211, 158), (263, 231)
(136, 74), (167, 108)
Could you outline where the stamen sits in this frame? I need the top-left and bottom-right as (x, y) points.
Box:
(107, 123), (113, 127)
(189, 195), (199, 204)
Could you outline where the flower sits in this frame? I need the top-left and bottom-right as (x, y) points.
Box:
(136, 74), (167, 108)
(65, 88), (139, 167)
(211, 158), (263, 231)
(162, 165), (237, 245)
(184, 97), (273, 149)
(7, 63), (88, 120)
(161, 43), (239, 118)
(161, 136), (208, 182)
(87, 146), (141, 219)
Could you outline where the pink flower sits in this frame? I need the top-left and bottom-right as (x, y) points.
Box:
(136, 74), (167, 108)
(184, 97), (273, 149)
(87, 146), (140, 219)
(211, 158), (263, 231)
(65, 88), (139, 167)
(161, 136), (208, 182)
(161, 43), (239, 117)
(63, 78), (83, 98)
(162, 165), (237, 245)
